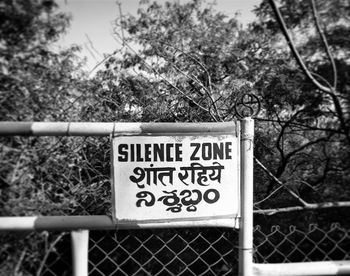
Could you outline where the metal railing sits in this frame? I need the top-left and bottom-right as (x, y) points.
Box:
(1, 121), (350, 276)
(1, 224), (349, 275)
(254, 223), (350, 263)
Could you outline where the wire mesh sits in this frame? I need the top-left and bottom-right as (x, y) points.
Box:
(1, 223), (350, 276)
(254, 223), (350, 263)
(89, 228), (238, 276)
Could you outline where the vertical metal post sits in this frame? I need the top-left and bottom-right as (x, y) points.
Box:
(239, 117), (254, 276)
(71, 230), (89, 276)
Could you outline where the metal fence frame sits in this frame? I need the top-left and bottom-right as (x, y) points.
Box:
(1, 120), (350, 276)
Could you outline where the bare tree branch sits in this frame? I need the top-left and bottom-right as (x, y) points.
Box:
(268, 0), (350, 144)
(310, 0), (337, 89)
(255, 201), (350, 215)
(116, 1), (126, 46)
(112, 32), (216, 119)
(254, 157), (309, 206)
(14, 248), (27, 276)
(255, 117), (345, 134)
(36, 232), (67, 276)
(268, 0), (334, 94)
(254, 157), (350, 215)
(140, 38), (223, 121)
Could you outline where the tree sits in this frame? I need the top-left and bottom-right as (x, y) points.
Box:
(2, 0), (348, 226)
(0, 0), (88, 121)
(249, 0), (350, 222)
(0, 0), (97, 215)
(83, 0), (255, 123)
(0, 1), (99, 272)
(84, 0), (350, 224)
(1, 0), (349, 273)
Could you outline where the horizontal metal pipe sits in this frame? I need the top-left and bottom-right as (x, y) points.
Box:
(253, 262), (350, 276)
(0, 216), (238, 231)
(0, 216), (115, 231)
(0, 121), (237, 136)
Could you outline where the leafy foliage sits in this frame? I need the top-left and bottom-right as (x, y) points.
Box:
(250, 0), (350, 212)
(85, 0), (350, 218)
(1, 0), (350, 273)
(0, 0), (96, 217)
(83, 0), (256, 123)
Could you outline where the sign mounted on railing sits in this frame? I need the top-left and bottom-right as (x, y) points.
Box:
(111, 123), (240, 228)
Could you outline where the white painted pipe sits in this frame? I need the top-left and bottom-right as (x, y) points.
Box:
(253, 261), (350, 276)
(239, 117), (254, 276)
(71, 230), (89, 276)
(0, 215), (239, 231)
(0, 217), (37, 230)
(0, 121), (237, 136)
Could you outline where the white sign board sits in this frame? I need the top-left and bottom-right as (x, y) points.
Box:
(112, 133), (240, 228)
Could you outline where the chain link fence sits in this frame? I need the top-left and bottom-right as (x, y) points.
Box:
(254, 223), (350, 264)
(89, 228), (237, 276)
(1, 223), (349, 276)
(1, 135), (350, 275)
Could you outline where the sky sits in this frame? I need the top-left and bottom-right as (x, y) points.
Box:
(55, 0), (261, 72)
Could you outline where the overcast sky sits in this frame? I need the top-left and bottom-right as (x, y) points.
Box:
(55, 0), (261, 72)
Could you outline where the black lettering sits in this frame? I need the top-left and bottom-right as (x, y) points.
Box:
(180, 189), (202, 207)
(166, 144), (174, 161)
(225, 142), (232, 159)
(203, 189), (220, 204)
(136, 144), (144, 161)
(202, 143), (212, 160)
(158, 190), (180, 206)
(175, 143), (183, 161)
(154, 144), (164, 161)
(118, 144), (128, 162)
(136, 191), (155, 207)
(213, 142), (224, 160)
(130, 144), (135, 162)
(190, 143), (200, 160)
(144, 144), (152, 162)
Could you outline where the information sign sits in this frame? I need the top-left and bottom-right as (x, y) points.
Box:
(112, 132), (240, 228)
